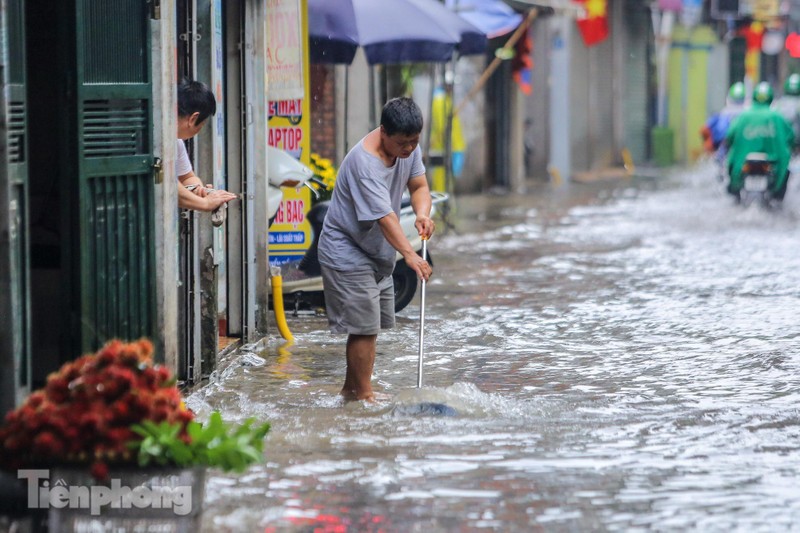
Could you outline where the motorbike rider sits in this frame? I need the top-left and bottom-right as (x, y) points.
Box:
(725, 81), (794, 200)
(772, 73), (800, 149)
(701, 81), (746, 159)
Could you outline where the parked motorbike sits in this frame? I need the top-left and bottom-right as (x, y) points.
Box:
(266, 148), (448, 312)
(267, 146), (316, 224)
(274, 191), (448, 314)
(734, 152), (778, 207)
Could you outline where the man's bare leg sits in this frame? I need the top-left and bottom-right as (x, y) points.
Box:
(341, 334), (377, 401)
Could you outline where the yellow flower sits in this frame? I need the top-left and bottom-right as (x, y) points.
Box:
(309, 153), (338, 202)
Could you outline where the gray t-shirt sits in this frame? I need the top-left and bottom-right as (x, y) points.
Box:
(318, 139), (425, 276)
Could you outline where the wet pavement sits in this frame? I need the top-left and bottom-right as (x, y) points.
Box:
(190, 161), (800, 532)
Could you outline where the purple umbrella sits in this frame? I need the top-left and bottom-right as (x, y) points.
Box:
(445, 0), (523, 39)
(308, 0), (487, 65)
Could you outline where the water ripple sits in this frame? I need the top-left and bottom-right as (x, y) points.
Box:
(198, 167), (800, 532)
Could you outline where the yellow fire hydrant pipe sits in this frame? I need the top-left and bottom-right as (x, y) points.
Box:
(270, 266), (294, 341)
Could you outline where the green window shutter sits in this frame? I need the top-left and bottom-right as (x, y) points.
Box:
(4, 0), (31, 408)
(74, 0), (156, 351)
(624, 0), (651, 163)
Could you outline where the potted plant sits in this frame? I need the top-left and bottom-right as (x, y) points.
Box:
(0, 339), (270, 531)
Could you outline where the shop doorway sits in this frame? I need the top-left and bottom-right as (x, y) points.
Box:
(176, 0), (245, 384)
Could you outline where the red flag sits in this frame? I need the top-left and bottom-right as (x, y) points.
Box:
(512, 27), (534, 95)
(573, 0), (609, 47)
(738, 23), (764, 53)
(787, 33), (800, 58)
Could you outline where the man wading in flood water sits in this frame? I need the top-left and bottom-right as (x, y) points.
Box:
(318, 97), (435, 402)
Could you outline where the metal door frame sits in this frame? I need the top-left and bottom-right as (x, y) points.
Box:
(243, 0), (270, 341)
(0, 0), (30, 413)
(224, 0), (244, 339)
(177, 0), (203, 384)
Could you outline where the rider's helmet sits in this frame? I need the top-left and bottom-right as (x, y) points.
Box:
(728, 81), (745, 104)
(753, 81), (774, 105)
(784, 73), (800, 96)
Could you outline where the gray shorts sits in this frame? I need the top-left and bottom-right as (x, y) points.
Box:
(320, 265), (395, 335)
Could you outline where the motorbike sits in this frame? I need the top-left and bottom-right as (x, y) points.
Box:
(735, 152), (779, 207)
(267, 146), (317, 224)
(266, 149), (448, 313)
(284, 192), (448, 313)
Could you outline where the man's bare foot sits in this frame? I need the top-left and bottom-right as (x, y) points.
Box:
(340, 389), (391, 403)
(340, 389), (360, 402)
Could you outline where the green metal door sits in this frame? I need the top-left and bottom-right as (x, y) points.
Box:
(73, 0), (156, 352)
(1, 0), (30, 411)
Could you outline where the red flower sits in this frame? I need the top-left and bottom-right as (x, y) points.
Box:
(176, 409), (194, 425)
(136, 339), (154, 360)
(139, 367), (158, 389)
(121, 353), (140, 368)
(45, 375), (70, 404)
(27, 391), (46, 409)
(152, 406), (170, 422)
(156, 366), (172, 384)
(114, 366), (137, 386)
(0, 338), (195, 471)
(106, 427), (133, 446)
(78, 411), (104, 433)
(95, 348), (116, 368)
(16, 405), (35, 423)
(110, 400), (131, 422)
(33, 432), (64, 456)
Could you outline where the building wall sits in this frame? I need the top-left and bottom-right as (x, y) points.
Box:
(668, 24), (716, 163)
(528, 5), (658, 179)
(526, 17), (551, 181)
(310, 64), (337, 160)
(570, 17), (617, 173)
(451, 55), (488, 194)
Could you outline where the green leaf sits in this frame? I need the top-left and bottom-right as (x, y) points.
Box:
(124, 411), (271, 472)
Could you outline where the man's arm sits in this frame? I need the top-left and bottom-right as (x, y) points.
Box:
(178, 170), (204, 189)
(178, 171), (237, 211)
(375, 174), (434, 281)
(377, 211), (431, 281)
(407, 174), (434, 239)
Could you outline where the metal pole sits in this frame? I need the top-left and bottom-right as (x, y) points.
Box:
(417, 238), (428, 388)
(369, 66), (376, 129)
(344, 67), (350, 154)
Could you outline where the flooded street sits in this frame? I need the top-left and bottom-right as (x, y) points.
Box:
(191, 163), (800, 532)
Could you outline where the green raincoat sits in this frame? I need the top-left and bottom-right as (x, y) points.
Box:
(725, 102), (794, 193)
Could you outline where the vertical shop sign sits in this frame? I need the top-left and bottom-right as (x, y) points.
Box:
(267, 0), (305, 101)
(751, 0), (779, 20)
(268, 0), (312, 266)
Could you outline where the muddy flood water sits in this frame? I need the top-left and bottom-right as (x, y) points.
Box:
(190, 163), (800, 532)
